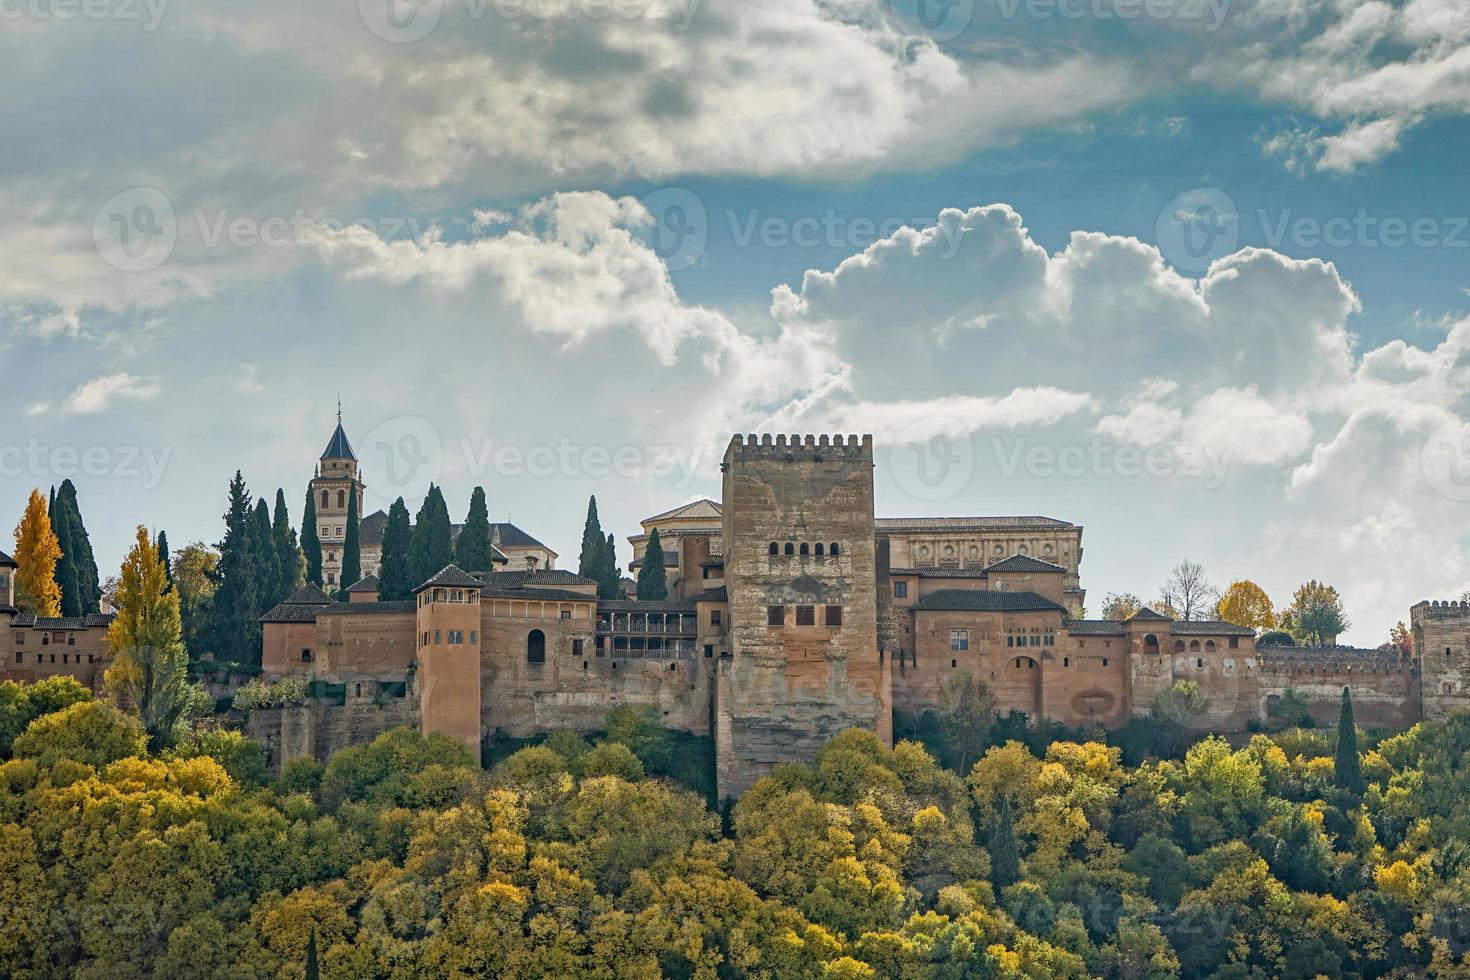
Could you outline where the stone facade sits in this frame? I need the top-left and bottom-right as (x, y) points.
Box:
(1412, 600), (1470, 721)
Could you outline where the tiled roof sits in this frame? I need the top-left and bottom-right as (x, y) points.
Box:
(642, 498), (723, 525)
(888, 567), (988, 579)
(261, 583), (339, 623)
(360, 509), (388, 546)
(1126, 607), (1172, 622)
(914, 590), (1067, 613)
(985, 554), (1068, 574)
(284, 583), (335, 606)
(482, 587), (597, 602)
(346, 574), (380, 593)
(10, 613), (115, 629)
(877, 516), (1076, 531)
(477, 569), (594, 589)
(492, 522), (553, 553)
(628, 551), (681, 570)
(598, 599), (697, 612)
(1169, 620), (1257, 636)
(0, 549), (16, 567)
(321, 422), (356, 461)
(416, 565), (484, 591)
(318, 600), (416, 616)
(1066, 620), (1126, 635)
(689, 587), (728, 603)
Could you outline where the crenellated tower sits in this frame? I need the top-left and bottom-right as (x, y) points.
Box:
(715, 434), (890, 800)
(1412, 599), (1470, 721)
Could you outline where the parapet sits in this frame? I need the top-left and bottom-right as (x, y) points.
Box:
(724, 433), (874, 463)
(1411, 599), (1470, 623)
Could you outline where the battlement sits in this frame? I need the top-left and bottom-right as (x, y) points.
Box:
(1411, 599), (1470, 623)
(725, 433), (874, 462)
(1259, 646), (1417, 675)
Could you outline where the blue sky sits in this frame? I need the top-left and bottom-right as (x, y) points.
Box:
(4, 0), (1470, 642)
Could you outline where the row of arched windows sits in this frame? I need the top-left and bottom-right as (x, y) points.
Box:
(768, 542), (841, 557)
(1175, 639), (1217, 652)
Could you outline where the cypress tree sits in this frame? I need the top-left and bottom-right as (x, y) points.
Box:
(637, 527), (669, 600)
(156, 530), (173, 590)
(56, 481), (101, 613)
(211, 472), (260, 664)
(989, 799), (1021, 888)
(252, 499), (279, 611)
(578, 496), (604, 579)
(301, 488), (323, 586)
(272, 489), (302, 601)
(1335, 687), (1365, 795)
(455, 486), (494, 572)
(339, 487), (361, 599)
(305, 929), (319, 980)
(408, 485), (453, 588)
(600, 533), (623, 600)
(378, 498), (413, 601)
(51, 488), (81, 617)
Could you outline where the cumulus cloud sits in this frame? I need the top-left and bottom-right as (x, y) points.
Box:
(62, 373), (162, 415)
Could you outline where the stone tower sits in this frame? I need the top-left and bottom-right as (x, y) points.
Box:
(310, 408), (365, 590)
(715, 434), (891, 800)
(414, 565), (484, 764)
(1124, 607), (1174, 717)
(1411, 599), (1470, 721)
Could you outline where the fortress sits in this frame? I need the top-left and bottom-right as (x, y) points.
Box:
(5, 421), (1470, 798)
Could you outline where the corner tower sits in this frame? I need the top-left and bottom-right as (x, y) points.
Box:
(310, 408), (365, 590)
(1412, 599), (1470, 721)
(715, 434), (890, 799)
(415, 565), (484, 763)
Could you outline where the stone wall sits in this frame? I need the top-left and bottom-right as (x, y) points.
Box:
(1259, 649), (1420, 729)
(1412, 600), (1470, 722)
(242, 691), (416, 776)
(315, 606), (417, 679)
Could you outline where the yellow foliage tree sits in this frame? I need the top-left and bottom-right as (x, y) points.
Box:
(12, 488), (61, 616)
(1216, 580), (1276, 630)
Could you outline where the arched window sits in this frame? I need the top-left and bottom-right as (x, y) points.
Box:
(337, 490), (346, 508)
(1189, 640), (1201, 652)
(321, 490), (329, 509)
(1142, 633), (1159, 652)
(527, 629), (546, 664)
(830, 543), (840, 556)
(1205, 640), (1216, 652)
(1174, 640), (1185, 652)
(301, 649), (313, 663)
(769, 542), (779, 555)
(41, 634), (49, 646)
(67, 634), (75, 646)
(799, 543), (810, 556)
(814, 543), (825, 556)
(784, 543), (795, 556)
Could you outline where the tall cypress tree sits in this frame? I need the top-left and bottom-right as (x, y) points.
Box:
(455, 486), (493, 572)
(600, 532), (623, 599)
(271, 489), (302, 602)
(339, 488), (361, 598)
(1335, 687), (1365, 795)
(252, 499), (279, 612)
(301, 488), (323, 587)
(989, 799), (1021, 888)
(578, 496), (604, 579)
(305, 929), (320, 980)
(377, 497), (413, 601)
(211, 472), (260, 663)
(56, 481), (101, 614)
(408, 485), (453, 588)
(51, 488), (81, 617)
(637, 527), (669, 600)
(156, 530), (173, 590)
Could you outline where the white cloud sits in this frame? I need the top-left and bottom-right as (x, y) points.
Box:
(62, 373), (162, 415)
(24, 402), (49, 417)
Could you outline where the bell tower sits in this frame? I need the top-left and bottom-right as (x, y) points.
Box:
(310, 403), (365, 590)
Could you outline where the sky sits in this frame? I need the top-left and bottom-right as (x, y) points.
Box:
(3, 0), (1470, 644)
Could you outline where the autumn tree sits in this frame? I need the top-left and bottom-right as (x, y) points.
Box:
(1158, 560), (1217, 621)
(105, 527), (202, 748)
(1216, 580), (1276, 630)
(1282, 580), (1348, 647)
(12, 489), (61, 616)
(1101, 592), (1143, 621)
(1387, 621), (1413, 657)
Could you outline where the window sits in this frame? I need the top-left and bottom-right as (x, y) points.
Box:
(1205, 640), (1216, 652)
(1006, 635), (1014, 648)
(301, 649), (313, 663)
(830, 543), (840, 556)
(337, 490), (346, 508)
(1189, 640), (1201, 652)
(784, 543), (795, 556)
(1229, 637), (1239, 649)
(447, 631), (463, 644)
(41, 635), (48, 646)
(704, 644), (714, 658)
(767, 605), (785, 626)
(321, 490), (329, 509)
(795, 605), (815, 626)
(13, 653), (19, 664)
(769, 542), (779, 555)
(815, 543), (824, 557)
(1030, 635), (1040, 647)
(1064, 657), (1070, 667)
(561, 610), (572, 621)
(14, 633), (22, 645)
(327, 573), (335, 585)
(1174, 640), (1185, 652)
(951, 659), (957, 668)
(1196, 658), (1204, 668)
(825, 605), (843, 627)
(949, 629), (969, 651)
(355, 684), (362, 698)
(1102, 658), (1109, 667)
(67, 634), (75, 646)
(893, 581), (908, 598)
(434, 630), (441, 644)
(470, 631), (477, 644)
(527, 629), (547, 663)
(711, 610), (722, 626)
(800, 543), (810, 556)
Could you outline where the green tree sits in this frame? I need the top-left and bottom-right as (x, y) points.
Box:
(0, 675), (91, 756)
(105, 526), (201, 748)
(252, 499), (279, 614)
(455, 486), (493, 572)
(338, 487), (360, 599)
(578, 495), (605, 579)
(408, 485), (453, 590)
(377, 498), (414, 601)
(210, 472), (262, 664)
(272, 489), (303, 603)
(1283, 580), (1349, 647)
(305, 928), (320, 980)
(636, 527), (668, 600)
(50, 486), (81, 617)
(155, 530), (173, 590)
(989, 798), (1021, 888)
(11, 699), (146, 767)
(173, 542), (218, 654)
(937, 671), (994, 774)
(56, 480), (101, 613)
(302, 486), (323, 586)
(1101, 592), (1143, 621)
(601, 533), (622, 600)
(1335, 687), (1365, 795)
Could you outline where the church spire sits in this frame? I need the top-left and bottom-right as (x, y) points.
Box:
(321, 406), (356, 462)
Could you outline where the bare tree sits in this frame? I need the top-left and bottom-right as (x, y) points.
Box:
(1159, 560), (1218, 621)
